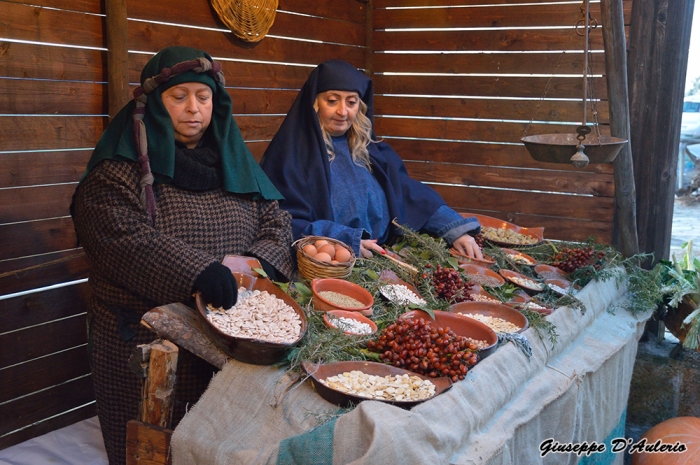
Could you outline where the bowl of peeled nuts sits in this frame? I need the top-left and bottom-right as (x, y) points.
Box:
(498, 269), (545, 296)
(323, 310), (378, 336)
(447, 301), (529, 334)
(463, 213), (544, 246)
(311, 278), (375, 316)
(195, 272), (308, 365)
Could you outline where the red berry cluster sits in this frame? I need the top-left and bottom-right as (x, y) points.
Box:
(552, 247), (595, 273)
(366, 318), (479, 381)
(428, 264), (473, 303)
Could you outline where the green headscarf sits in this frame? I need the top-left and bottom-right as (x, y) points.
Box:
(84, 46), (283, 214)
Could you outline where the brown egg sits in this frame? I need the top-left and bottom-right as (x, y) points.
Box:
(314, 239), (329, 249)
(302, 244), (318, 257)
(318, 244), (336, 259)
(314, 252), (332, 263)
(335, 247), (352, 263)
(330, 260), (340, 264)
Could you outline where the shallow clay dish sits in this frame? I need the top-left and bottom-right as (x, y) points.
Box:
(447, 301), (529, 334)
(323, 310), (378, 336)
(500, 248), (538, 266)
(499, 269), (545, 296)
(377, 269), (426, 307)
(545, 278), (580, 296)
(195, 272), (307, 365)
(460, 263), (505, 288)
(449, 248), (497, 266)
(311, 278), (374, 316)
(222, 254), (263, 277)
(301, 360), (453, 409)
(534, 264), (569, 280)
(467, 284), (503, 304)
(461, 213), (544, 246)
(401, 309), (499, 360)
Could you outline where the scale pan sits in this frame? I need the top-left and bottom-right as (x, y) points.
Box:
(522, 133), (627, 165)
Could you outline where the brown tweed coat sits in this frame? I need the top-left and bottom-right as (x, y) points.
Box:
(72, 159), (294, 465)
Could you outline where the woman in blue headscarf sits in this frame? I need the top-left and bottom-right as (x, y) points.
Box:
(71, 46), (294, 465)
(260, 59), (482, 259)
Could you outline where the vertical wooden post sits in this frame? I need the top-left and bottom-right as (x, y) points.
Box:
(105, 0), (130, 120)
(139, 340), (179, 428)
(627, 0), (695, 265)
(364, 0), (373, 77)
(600, 0), (639, 257)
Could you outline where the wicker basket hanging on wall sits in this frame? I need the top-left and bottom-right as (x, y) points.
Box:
(210, 0), (278, 43)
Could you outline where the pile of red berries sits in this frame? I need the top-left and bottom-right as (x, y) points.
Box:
(428, 264), (473, 303)
(552, 247), (595, 273)
(367, 318), (480, 381)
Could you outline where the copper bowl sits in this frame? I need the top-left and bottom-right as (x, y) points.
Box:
(447, 301), (529, 334)
(401, 309), (499, 360)
(301, 360), (453, 409)
(460, 263), (506, 288)
(195, 272), (307, 365)
(323, 310), (378, 336)
(311, 278), (374, 316)
(499, 269), (545, 296)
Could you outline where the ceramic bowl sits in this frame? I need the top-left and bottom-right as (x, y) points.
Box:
(301, 360), (453, 409)
(461, 212), (544, 246)
(311, 278), (374, 316)
(460, 263), (506, 288)
(322, 310), (378, 336)
(222, 254), (263, 277)
(447, 301), (529, 334)
(401, 309), (499, 360)
(499, 269), (545, 296)
(195, 272), (307, 365)
(545, 278), (580, 296)
(466, 284), (503, 304)
(500, 248), (538, 266)
(377, 269), (427, 307)
(534, 264), (569, 280)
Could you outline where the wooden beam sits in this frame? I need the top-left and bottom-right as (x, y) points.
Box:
(137, 340), (178, 429)
(105, 0), (130, 119)
(126, 420), (172, 465)
(601, 0), (639, 257)
(628, 0), (695, 264)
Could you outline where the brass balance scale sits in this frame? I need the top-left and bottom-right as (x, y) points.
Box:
(521, 0), (627, 169)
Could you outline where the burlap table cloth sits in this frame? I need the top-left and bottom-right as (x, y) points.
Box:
(170, 274), (650, 465)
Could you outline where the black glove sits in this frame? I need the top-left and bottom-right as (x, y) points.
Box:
(193, 262), (238, 309)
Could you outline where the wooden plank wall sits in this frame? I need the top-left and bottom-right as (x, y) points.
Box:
(0, 0), (367, 449)
(371, 0), (632, 243)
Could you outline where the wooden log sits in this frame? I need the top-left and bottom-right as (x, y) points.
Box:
(141, 303), (229, 370)
(105, 0), (130, 119)
(600, 0), (639, 257)
(139, 340), (178, 428)
(628, 0), (694, 264)
(126, 420), (172, 465)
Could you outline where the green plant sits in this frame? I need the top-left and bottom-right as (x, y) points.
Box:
(661, 240), (700, 350)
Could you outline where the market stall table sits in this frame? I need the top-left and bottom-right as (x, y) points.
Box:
(137, 274), (650, 465)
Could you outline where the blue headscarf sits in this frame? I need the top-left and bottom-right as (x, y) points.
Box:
(260, 59), (445, 240)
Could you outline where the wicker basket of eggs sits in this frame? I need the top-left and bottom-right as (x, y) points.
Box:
(295, 236), (356, 280)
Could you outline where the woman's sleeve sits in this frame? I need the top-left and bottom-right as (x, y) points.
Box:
(244, 200), (295, 281)
(72, 161), (218, 305)
(421, 205), (481, 246)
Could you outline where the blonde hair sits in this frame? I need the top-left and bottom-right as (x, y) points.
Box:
(314, 98), (377, 171)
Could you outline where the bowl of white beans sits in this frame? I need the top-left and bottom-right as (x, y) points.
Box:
(447, 301), (529, 334)
(323, 310), (378, 336)
(195, 272), (308, 365)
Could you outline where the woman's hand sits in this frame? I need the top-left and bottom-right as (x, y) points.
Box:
(452, 234), (483, 260)
(360, 239), (385, 258)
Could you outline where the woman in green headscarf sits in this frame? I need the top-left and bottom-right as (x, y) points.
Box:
(71, 46), (294, 465)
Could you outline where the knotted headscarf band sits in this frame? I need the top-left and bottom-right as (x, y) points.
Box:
(131, 57), (225, 225)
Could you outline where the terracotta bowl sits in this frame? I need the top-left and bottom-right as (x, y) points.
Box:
(460, 212), (544, 246)
(301, 360), (453, 409)
(377, 269), (426, 307)
(500, 248), (538, 266)
(499, 269), (545, 296)
(460, 263), (505, 288)
(467, 284), (503, 304)
(447, 301), (529, 334)
(449, 248), (496, 266)
(322, 310), (378, 336)
(222, 254), (262, 277)
(545, 278), (580, 296)
(311, 278), (374, 316)
(508, 290), (532, 304)
(195, 272), (307, 365)
(401, 309), (499, 360)
(534, 264), (569, 280)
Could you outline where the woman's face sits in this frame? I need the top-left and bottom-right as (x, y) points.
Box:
(315, 90), (361, 136)
(162, 82), (214, 148)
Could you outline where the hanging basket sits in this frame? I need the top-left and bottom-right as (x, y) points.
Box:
(521, 133), (627, 165)
(211, 0), (278, 43)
